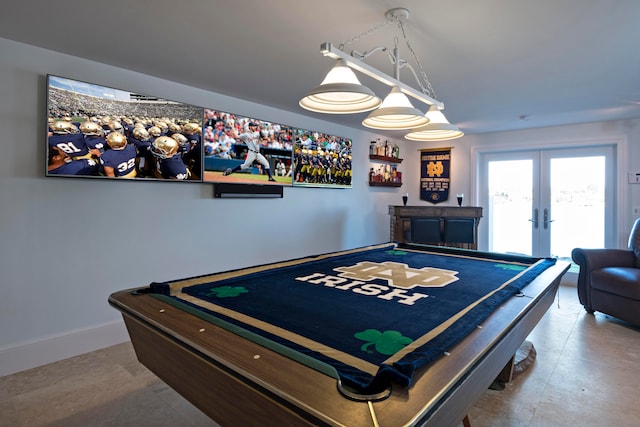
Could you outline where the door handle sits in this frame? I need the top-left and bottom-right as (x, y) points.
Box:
(543, 208), (554, 229)
(528, 208), (539, 229)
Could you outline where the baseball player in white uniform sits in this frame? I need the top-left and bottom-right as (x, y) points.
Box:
(223, 123), (276, 181)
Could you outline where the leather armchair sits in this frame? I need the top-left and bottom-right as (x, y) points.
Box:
(571, 218), (640, 326)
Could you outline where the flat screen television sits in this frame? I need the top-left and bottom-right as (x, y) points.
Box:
(46, 75), (204, 182)
(202, 109), (352, 188)
(291, 128), (353, 188)
(202, 108), (294, 186)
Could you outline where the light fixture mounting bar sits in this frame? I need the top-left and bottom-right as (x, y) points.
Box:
(320, 42), (444, 110)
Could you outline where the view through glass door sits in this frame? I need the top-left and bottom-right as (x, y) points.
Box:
(480, 146), (615, 262)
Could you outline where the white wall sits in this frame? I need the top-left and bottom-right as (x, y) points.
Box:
(1, 37), (638, 376)
(0, 38), (408, 375)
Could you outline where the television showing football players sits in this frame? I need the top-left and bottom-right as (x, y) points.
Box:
(292, 129), (353, 188)
(46, 75), (203, 182)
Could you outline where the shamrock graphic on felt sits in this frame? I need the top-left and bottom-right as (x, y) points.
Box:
(355, 329), (413, 356)
(205, 286), (248, 298)
(385, 249), (408, 256)
(494, 263), (527, 272)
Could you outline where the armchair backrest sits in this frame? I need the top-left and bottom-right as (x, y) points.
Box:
(629, 218), (640, 267)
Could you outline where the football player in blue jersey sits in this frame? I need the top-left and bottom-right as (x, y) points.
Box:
(148, 126), (162, 140)
(47, 146), (99, 176)
(340, 154), (352, 185)
(128, 126), (151, 150)
(121, 117), (135, 136)
(128, 126), (154, 177)
(182, 122), (201, 150)
(79, 121), (107, 154)
(170, 133), (191, 158)
(100, 132), (137, 178)
(151, 136), (190, 180)
(299, 151), (311, 182)
(48, 120), (100, 160)
(181, 135), (202, 180)
(166, 122), (182, 138)
(106, 120), (124, 135)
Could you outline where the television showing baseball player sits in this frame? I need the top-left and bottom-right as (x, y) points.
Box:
(203, 109), (353, 188)
(46, 75), (204, 182)
(202, 109), (294, 186)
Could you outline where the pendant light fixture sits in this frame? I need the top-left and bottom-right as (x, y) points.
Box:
(362, 86), (430, 130)
(404, 105), (465, 141)
(298, 7), (463, 141)
(298, 59), (381, 114)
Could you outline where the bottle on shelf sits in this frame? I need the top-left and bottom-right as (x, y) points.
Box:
(376, 139), (383, 156)
(368, 141), (402, 186)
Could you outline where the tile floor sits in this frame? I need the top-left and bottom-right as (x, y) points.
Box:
(2, 277), (640, 427)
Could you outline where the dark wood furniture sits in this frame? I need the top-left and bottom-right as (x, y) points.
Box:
(389, 205), (483, 250)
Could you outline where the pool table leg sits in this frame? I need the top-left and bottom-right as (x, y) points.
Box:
(496, 354), (515, 383)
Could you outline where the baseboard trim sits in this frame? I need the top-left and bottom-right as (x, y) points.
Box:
(0, 320), (129, 377)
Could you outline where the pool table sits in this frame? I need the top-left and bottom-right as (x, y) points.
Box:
(109, 243), (569, 427)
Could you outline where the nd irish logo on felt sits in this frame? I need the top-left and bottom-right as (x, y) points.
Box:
(334, 261), (459, 289)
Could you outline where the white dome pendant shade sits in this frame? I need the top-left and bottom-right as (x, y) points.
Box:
(404, 105), (464, 141)
(362, 86), (430, 130)
(298, 60), (382, 114)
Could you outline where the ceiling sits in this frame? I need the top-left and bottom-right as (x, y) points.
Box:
(2, 0), (640, 137)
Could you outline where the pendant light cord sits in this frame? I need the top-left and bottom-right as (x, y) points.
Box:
(338, 11), (438, 100)
(339, 19), (391, 50)
(398, 21), (437, 100)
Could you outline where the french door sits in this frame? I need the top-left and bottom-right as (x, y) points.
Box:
(478, 145), (615, 261)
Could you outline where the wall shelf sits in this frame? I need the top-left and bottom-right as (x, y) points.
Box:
(369, 154), (403, 164)
(369, 153), (402, 187)
(369, 181), (402, 187)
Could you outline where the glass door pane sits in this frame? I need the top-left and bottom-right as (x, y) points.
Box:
(487, 158), (534, 256)
(548, 155), (606, 260)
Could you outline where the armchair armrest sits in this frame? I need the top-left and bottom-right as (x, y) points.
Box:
(571, 248), (635, 271)
(571, 248), (636, 311)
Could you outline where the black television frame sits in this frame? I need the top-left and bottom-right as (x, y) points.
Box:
(291, 128), (353, 189)
(45, 74), (204, 182)
(45, 74), (353, 190)
(201, 108), (295, 186)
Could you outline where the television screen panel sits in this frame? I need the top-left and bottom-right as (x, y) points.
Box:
(292, 128), (352, 188)
(202, 109), (294, 186)
(46, 75), (203, 182)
